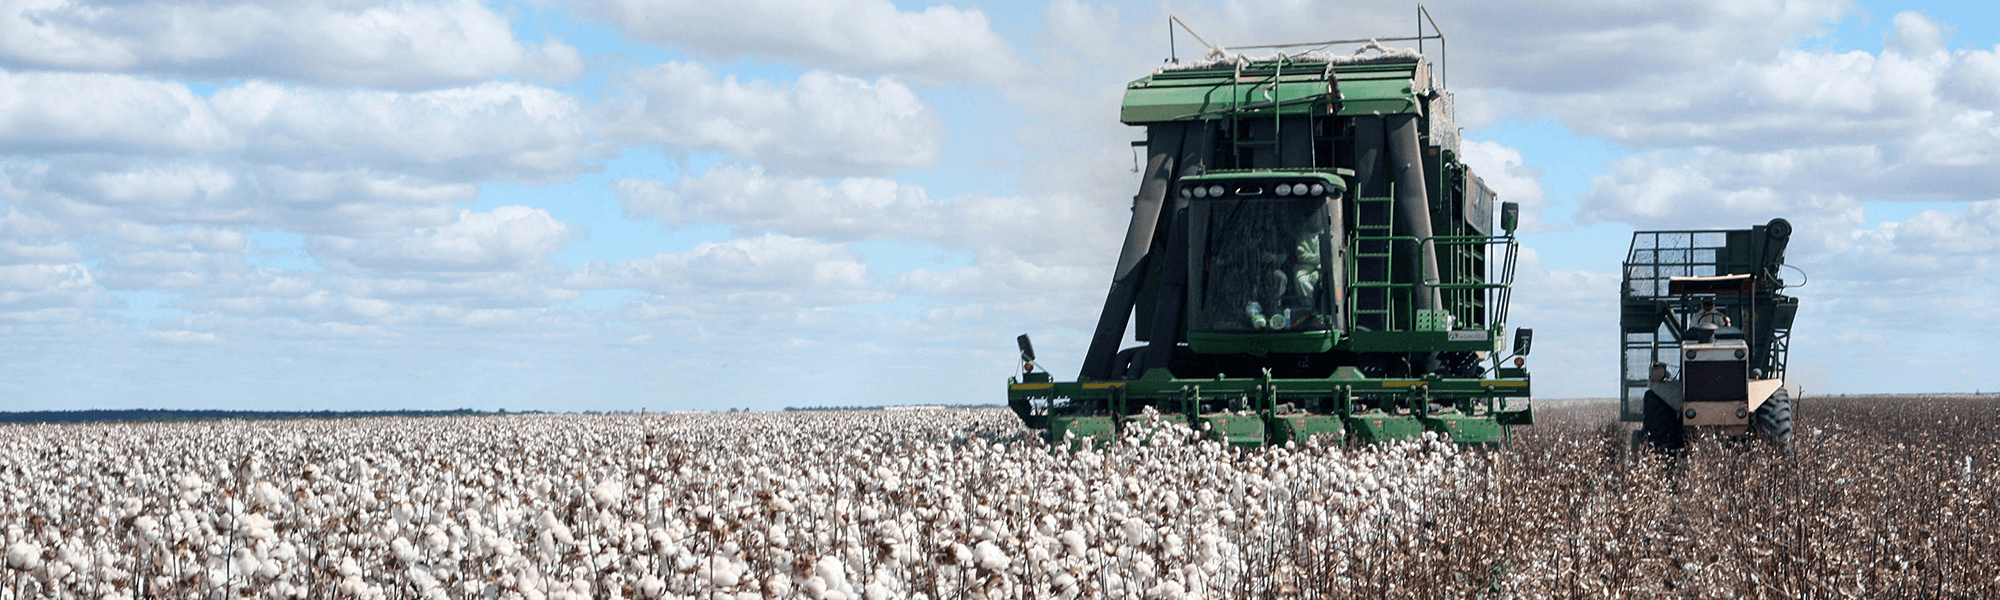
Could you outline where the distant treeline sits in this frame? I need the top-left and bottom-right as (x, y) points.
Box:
(0, 408), (529, 425)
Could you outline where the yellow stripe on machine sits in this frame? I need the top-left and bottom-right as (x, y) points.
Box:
(1010, 383), (1055, 390)
(1081, 382), (1127, 389)
(1379, 380), (1425, 387)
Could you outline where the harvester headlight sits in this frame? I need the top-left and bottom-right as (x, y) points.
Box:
(1293, 183), (1311, 195)
(1686, 350), (1698, 360)
(1735, 349), (1746, 359)
(1513, 357), (1525, 367)
(1192, 185), (1208, 198)
(1208, 185), (1225, 197)
(1736, 408), (1748, 419)
(1309, 183), (1325, 196)
(1684, 408), (1697, 419)
(1275, 183), (1292, 196)
(1180, 186), (1193, 199)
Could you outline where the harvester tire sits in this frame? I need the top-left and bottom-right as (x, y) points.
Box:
(1640, 390), (1684, 452)
(1755, 388), (1794, 449)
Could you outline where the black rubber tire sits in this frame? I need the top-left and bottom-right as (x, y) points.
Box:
(1641, 390), (1685, 452)
(1755, 388), (1794, 449)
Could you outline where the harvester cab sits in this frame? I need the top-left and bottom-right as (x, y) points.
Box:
(1007, 13), (1536, 448)
(1621, 219), (1800, 451)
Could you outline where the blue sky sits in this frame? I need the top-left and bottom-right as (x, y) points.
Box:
(0, 0), (1995, 411)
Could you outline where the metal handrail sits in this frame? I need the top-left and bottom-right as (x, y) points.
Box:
(1345, 232), (1517, 332)
(1164, 3), (1448, 86)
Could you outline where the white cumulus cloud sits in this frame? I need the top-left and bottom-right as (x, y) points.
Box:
(570, 234), (890, 311)
(593, 0), (1022, 84)
(324, 206), (576, 274)
(0, 0), (584, 88)
(605, 64), (941, 176)
(614, 164), (1121, 263)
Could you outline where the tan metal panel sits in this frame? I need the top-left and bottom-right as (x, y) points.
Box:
(1682, 401), (1749, 426)
(1746, 378), (1784, 413)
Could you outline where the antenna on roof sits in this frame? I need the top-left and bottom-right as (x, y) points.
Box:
(1167, 15), (1217, 64)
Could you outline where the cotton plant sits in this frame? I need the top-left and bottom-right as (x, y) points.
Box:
(0, 409), (1482, 600)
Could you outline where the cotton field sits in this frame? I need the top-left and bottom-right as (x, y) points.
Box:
(0, 409), (1466, 600)
(1, 397), (1996, 600)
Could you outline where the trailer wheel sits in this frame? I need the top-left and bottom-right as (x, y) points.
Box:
(1755, 388), (1794, 450)
(1640, 390), (1684, 452)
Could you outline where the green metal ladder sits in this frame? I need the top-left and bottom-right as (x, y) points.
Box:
(1349, 187), (1398, 331)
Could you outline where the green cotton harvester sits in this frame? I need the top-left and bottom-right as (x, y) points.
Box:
(1008, 15), (1536, 447)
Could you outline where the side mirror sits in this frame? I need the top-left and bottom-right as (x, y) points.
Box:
(1501, 202), (1520, 234)
(1512, 327), (1533, 356)
(1016, 334), (1037, 363)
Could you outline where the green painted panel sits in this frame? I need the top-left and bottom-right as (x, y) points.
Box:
(1422, 414), (1505, 444)
(1120, 59), (1423, 123)
(1344, 329), (1504, 352)
(1197, 413), (1267, 447)
(1051, 416), (1116, 449)
(1271, 414), (1345, 446)
(1121, 79), (1333, 123)
(1333, 77), (1418, 115)
(1346, 413), (1427, 443)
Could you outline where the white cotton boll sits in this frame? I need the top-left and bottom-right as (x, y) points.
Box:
(338, 556), (362, 578)
(1121, 518), (1153, 547)
(238, 512), (276, 541)
(134, 515), (162, 540)
(257, 555), (283, 579)
(637, 575), (665, 599)
(1060, 530), (1086, 557)
(813, 555), (850, 591)
(392, 536), (423, 564)
(5, 541), (43, 570)
(1052, 573), (1079, 599)
(765, 573), (794, 598)
(539, 530), (559, 557)
(951, 543), (974, 565)
(1146, 579), (1187, 600)
(425, 529), (449, 553)
(253, 481), (288, 509)
(704, 557), (739, 587)
(974, 540), (1010, 571)
(541, 511), (575, 547)
(592, 479), (624, 507)
(230, 548), (261, 581)
(410, 567), (442, 592)
(863, 581), (893, 600)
